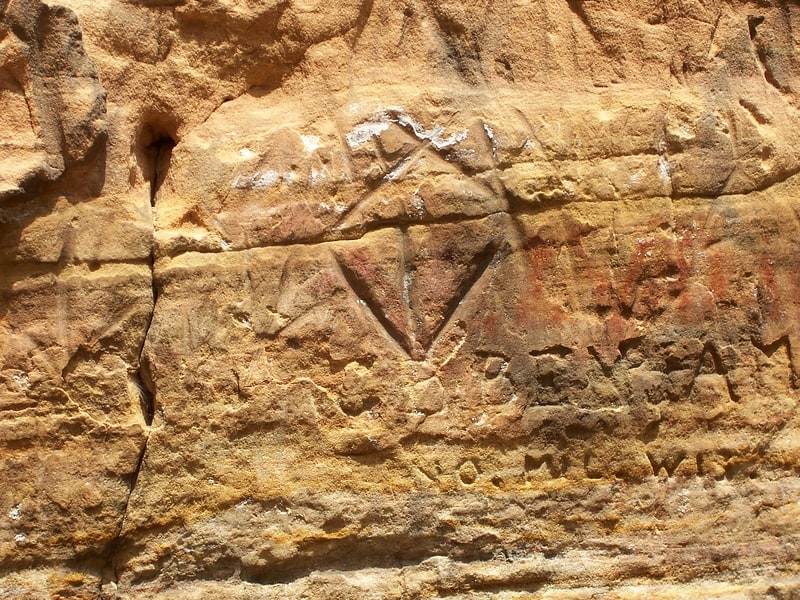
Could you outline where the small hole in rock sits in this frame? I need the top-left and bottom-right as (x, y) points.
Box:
(136, 114), (178, 206)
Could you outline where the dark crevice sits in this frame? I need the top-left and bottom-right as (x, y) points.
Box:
(566, 0), (592, 32)
(103, 438), (149, 586)
(747, 15), (786, 93)
(587, 345), (614, 376)
(133, 248), (158, 426)
(646, 450), (686, 477)
(754, 334), (790, 358)
(748, 15), (764, 40)
(134, 357), (155, 427)
(530, 345), (573, 358)
(427, 6), (485, 85)
(525, 453), (564, 478)
(698, 342), (726, 375)
(146, 136), (175, 206)
(101, 281), (157, 585)
(757, 48), (784, 92)
(753, 335), (797, 388)
(618, 336), (643, 359)
(136, 114), (178, 207)
(347, 0), (374, 49)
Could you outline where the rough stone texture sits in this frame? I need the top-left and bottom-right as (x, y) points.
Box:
(1, 0), (800, 598)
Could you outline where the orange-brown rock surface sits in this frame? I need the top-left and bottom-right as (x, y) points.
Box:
(2, 0), (800, 597)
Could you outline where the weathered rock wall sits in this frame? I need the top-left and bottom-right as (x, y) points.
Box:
(1, 0), (800, 597)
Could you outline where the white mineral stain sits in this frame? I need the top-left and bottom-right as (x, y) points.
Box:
(597, 110), (614, 122)
(346, 122), (391, 147)
(310, 167), (328, 185)
(238, 147), (256, 158)
(484, 123), (497, 159)
(402, 271), (413, 305)
(658, 155), (672, 186)
(346, 108), (468, 151)
(384, 157), (410, 181)
(9, 505), (20, 521)
(232, 170), (301, 189)
(408, 193), (426, 219)
(394, 111), (468, 149)
(14, 534), (25, 543)
(232, 170), (277, 189)
(12, 373), (29, 391)
(629, 170), (644, 185)
(300, 135), (321, 153)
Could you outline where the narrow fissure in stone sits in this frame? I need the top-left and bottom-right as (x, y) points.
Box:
(101, 118), (175, 588)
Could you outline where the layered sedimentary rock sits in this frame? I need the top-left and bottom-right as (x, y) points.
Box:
(1, 0), (800, 598)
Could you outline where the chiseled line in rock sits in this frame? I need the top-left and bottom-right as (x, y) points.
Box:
(331, 251), (413, 359)
(425, 242), (504, 360)
(330, 134), (434, 230)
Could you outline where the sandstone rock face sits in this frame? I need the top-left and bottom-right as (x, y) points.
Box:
(2, 1), (800, 598)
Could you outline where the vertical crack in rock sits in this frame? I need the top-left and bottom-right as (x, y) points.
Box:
(102, 123), (172, 589)
(103, 252), (157, 587)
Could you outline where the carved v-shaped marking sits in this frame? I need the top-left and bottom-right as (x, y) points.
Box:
(334, 221), (504, 360)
